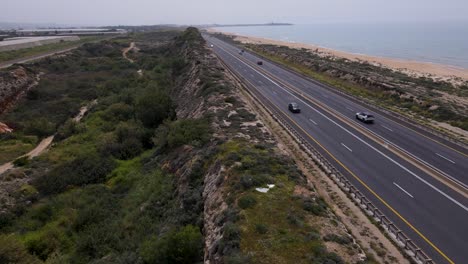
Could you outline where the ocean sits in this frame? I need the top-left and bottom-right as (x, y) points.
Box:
(213, 22), (468, 69)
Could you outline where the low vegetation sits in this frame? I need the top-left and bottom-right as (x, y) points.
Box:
(0, 28), (367, 263)
(0, 29), (207, 263)
(0, 36), (108, 64)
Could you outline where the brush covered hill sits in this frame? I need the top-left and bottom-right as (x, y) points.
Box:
(0, 27), (372, 264)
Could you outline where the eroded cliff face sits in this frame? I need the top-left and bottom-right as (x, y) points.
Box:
(0, 66), (38, 115)
(166, 31), (276, 263)
(167, 39), (234, 263)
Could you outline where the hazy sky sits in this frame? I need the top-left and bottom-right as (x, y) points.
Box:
(2, 0), (468, 26)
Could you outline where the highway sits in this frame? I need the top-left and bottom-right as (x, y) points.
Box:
(204, 34), (468, 264)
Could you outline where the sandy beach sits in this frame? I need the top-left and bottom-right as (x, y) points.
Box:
(208, 29), (468, 82)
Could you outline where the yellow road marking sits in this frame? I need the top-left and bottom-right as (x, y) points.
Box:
(233, 47), (468, 197)
(276, 104), (455, 264)
(215, 42), (456, 263)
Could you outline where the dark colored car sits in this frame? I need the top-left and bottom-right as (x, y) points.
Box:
(356, 112), (375, 123)
(288, 102), (301, 113)
(257, 61), (263, 65)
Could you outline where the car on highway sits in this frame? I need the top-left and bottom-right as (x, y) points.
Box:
(288, 102), (301, 113)
(257, 61), (263, 65)
(356, 112), (375, 123)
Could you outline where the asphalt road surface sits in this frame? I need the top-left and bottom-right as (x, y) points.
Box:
(204, 34), (468, 264)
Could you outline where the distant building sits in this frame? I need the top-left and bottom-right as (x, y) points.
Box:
(0, 36), (80, 52)
(15, 28), (126, 36)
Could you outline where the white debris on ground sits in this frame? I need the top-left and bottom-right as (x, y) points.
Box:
(223, 120), (231, 127)
(228, 110), (237, 118)
(255, 184), (275, 193)
(255, 188), (269, 193)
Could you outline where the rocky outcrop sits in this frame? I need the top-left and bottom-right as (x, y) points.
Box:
(166, 29), (276, 263)
(0, 122), (13, 133)
(168, 34), (231, 263)
(0, 66), (37, 114)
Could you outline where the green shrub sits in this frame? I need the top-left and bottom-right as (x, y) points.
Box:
(105, 102), (134, 121)
(136, 88), (175, 128)
(287, 211), (304, 227)
(254, 223), (268, 234)
(237, 195), (257, 209)
(75, 222), (121, 261)
(98, 122), (147, 160)
(140, 225), (203, 264)
(220, 223), (241, 255)
(323, 234), (352, 245)
(153, 118), (211, 150)
(24, 117), (55, 138)
(311, 252), (344, 264)
(303, 197), (328, 216)
(306, 230), (321, 241)
(0, 213), (14, 231)
(225, 252), (251, 264)
(13, 156), (29, 167)
(56, 119), (85, 140)
(0, 234), (41, 264)
(33, 153), (115, 195)
(239, 174), (272, 190)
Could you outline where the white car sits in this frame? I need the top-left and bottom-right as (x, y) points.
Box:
(356, 112), (375, 123)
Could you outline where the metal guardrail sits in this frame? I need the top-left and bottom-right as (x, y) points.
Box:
(217, 56), (435, 264)
(244, 46), (468, 150)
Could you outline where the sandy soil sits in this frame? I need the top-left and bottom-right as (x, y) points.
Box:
(0, 122), (13, 133)
(208, 29), (468, 81)
(0, 101), (95, 176)
(122, 42), (136, 63)
(73, 100), (97, 122)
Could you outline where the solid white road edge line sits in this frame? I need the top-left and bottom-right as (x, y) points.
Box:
(214, 37), (467, 190)
(213, 42), (468, 212)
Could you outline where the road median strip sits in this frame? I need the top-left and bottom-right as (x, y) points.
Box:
(212, 38), (455, 264)
(232, 47), (468, 200)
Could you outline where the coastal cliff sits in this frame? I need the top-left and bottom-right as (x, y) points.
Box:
(0, 28), (405, 264)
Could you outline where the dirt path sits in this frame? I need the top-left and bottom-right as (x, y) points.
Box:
(122, 42), (136, 63)
(122, 42), (144, 77)
(73, 99), (97, 122)
(0, 101), (96, 176)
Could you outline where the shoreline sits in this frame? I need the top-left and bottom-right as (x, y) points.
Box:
(207, 28), (468, 82)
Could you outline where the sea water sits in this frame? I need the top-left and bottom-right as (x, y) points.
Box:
(213, 22), (468, 69)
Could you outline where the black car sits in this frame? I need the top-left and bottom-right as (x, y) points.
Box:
(257, 61), (263, 65)
(288, 103), (301, 113)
